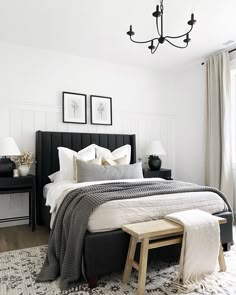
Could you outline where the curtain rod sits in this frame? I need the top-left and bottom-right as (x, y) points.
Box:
(201, 48), (236, 65)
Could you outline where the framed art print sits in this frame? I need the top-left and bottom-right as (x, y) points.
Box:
(90, 95), (112, 125)
(63, 92), (87, 124)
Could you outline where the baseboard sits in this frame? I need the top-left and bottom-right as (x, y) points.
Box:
(0, 220), (28, 228)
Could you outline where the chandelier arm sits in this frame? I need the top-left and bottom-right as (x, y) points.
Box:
(155, 15), (161, 36)
(130, 35), (159, 44)
(165, 25), (193, 39)
(151, 42), (160, 54)
(165, 38), (189, 49)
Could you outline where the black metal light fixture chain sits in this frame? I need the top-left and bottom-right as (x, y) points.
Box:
(127, 0), (196, 54)
(160, 0), (164, 12)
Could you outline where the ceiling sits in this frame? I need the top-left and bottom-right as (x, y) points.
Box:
(0, 0), (235, 70)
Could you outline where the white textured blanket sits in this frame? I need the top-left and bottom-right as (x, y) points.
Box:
(165, 209), (220, 284)
(45, 179), (227, 231)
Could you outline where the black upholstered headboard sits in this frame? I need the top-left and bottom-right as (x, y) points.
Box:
(35, 130), (136, 225)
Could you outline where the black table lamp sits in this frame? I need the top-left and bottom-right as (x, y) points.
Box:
(0, 137), (21, 177)
(146, 140), (166, 171)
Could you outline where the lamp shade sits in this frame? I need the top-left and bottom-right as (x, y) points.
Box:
(0, 137), (21, 156)
(146, 140), (166, 156)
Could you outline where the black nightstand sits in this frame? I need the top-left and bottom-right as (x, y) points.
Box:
(143, 168), (172, 180)
(0, 174), (36, 231)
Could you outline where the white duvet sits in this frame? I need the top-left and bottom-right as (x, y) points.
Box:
(44, 178), (227, 233)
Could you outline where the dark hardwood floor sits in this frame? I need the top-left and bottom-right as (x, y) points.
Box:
(0, 225), (49, 253)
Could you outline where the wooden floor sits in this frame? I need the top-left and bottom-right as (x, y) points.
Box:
(0, 225), (50, 253)
(0, 223), (235, 254)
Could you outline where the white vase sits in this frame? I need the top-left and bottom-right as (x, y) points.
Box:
(18, 165), (30, 177)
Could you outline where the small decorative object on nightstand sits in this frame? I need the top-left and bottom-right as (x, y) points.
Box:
(0, 174), (36, 231)
(143, 168), (172, 180)
(0, 137), (21, 177)
(145, 140), (166, 171)
(14, 151), (33, 177)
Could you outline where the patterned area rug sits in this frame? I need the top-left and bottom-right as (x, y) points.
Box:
(0, 243), (236, 295)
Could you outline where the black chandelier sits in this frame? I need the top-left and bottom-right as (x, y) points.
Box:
(127, 0), (197, 54)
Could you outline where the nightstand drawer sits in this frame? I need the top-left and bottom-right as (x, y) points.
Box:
(143, 168), (172, 180)
(0, 175), (33, 188)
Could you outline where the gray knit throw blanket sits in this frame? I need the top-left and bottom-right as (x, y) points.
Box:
(36, 180), (231, 290)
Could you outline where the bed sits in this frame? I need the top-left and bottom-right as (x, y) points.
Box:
(35, 130), (233, 288)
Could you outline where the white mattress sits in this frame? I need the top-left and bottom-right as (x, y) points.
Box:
(44, 179), (228, 233)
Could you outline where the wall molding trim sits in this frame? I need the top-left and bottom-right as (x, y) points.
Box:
(0, 100), (176, 118)
(0, 99), (62, 111)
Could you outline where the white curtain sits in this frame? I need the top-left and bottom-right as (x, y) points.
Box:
(205, 51), (234, 207)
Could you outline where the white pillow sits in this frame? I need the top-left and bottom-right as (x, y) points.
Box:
(73, 156), (102, 181)
(57, 144), (96, 181)
(102, 155), (129, 166)
(48, 171), (61, 182)
(95, 144), (131, 163)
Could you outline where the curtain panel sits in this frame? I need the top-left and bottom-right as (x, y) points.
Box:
(205, 51), (234, 208)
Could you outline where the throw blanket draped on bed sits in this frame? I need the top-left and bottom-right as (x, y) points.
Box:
(165, 209), (220, 283)
(36, 181), (231, 290)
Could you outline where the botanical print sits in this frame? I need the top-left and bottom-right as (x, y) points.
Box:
(0, 243), (236, 294)
(68, 98), (80, 119)
(63, 92), (87, 124)
(91, 96), (112, 125)
(71, 100), (79, 118)
(97, 102), (105, 119)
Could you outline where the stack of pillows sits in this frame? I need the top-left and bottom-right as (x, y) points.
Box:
(49, 144), (143, 183)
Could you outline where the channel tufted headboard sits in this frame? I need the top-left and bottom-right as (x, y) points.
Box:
(35, 130), (136, 225)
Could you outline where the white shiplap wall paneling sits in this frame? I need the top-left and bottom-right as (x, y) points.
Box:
(0, 101), (175, 226)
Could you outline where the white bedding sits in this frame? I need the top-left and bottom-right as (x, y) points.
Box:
(44, 178), (227, 233)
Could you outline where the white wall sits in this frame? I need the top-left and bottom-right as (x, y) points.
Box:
(161, 62), (206, 185)
(0, 42), (209, 227)
(0, 42), (175, 226)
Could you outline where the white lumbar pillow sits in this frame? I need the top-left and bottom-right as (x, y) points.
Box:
(95, 144), (131, 164)
(57, 144), (96, 181)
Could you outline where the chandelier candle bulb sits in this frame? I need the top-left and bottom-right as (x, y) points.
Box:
(127, 25), (135, 37)
(184, 33), (191, 43)
(188, 13), (196, 26)
(148, 40), (155, 51)
(153, 5), (160, 18)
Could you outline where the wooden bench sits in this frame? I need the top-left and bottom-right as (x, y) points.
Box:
(122, 217), (226, 295)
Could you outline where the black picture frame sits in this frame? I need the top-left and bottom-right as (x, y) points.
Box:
(62, 92), (87, 124)
(90, 95), (112, 126)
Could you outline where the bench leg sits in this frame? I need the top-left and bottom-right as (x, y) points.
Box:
(218, 245), (226, 272)
(137, 238), (149, 295)
(223, 242), (231, 252)
(123, 236), (137, 284)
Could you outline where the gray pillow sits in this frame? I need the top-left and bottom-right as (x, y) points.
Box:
(76, 160), (143, 182)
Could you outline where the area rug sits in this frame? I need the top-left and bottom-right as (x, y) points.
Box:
(0, 243), (236, 295)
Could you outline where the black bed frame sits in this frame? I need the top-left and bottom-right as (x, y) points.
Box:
(35, 130), (234, 288)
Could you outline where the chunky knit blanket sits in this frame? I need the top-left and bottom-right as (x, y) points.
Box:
(166, 209), (221, 284)
(36, 180), (231, 290)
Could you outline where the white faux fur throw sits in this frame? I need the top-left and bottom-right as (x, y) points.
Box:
(165, 209), (220, 284)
